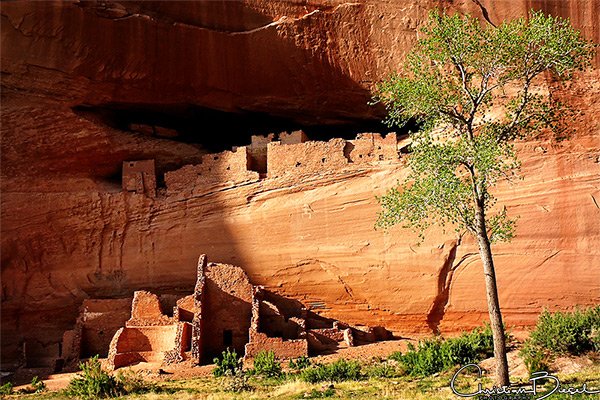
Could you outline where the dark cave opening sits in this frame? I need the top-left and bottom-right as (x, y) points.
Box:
(73, 103), (417, 154)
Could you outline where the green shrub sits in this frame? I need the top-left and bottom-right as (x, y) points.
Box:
(251, 350), (282, 378)
(222, 368), (253, 393)
(30, 376), (46, 393)
(521, 306), (600, 374)
(301, 359), (362, 383)
(520, 341), (551, 374)
(391, 325), (494, 377)
(65, 356), (124, 399)
(302, 385), (336, 398)
(0, 382), (13, 395)
(17, 376), (47, 394)
(388, 351), (403, 363)
(528, 307), (600, 355)
(365, 361), (398, 378)
(115, 369), (158, 394)
(213, 348), (242, 377)
(289, 356), (311, 370)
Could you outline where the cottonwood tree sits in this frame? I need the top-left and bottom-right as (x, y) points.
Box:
(373, 11), (594, 385)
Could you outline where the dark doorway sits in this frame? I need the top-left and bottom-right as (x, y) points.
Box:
(223, 330), (233, 347)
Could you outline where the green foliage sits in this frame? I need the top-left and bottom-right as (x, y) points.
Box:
(30, 376), (46, 393)
(0, 382), (13, 395)
(521, 306), (600, 373)
(115, 369), (159, 394)
(250, 350), (283, 378)
(213, 348), (242, 377)
(530, 306), (600, 354)
(289, 356), (311, 370)
(300, 359), (362, 383)
(65, 356), (124, 399)
(392, 326), (494, 377)
(373, 10), (595, 241)
(301, 385), (336, 398)
(364, 361), (399, 378)
(520, 340), (552, 374)
(222, 368), (254, 393)
(388, 351), (403, 363)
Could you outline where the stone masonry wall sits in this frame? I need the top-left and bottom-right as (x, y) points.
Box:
(127, 291), (172, 327)
(267, 138), (349, 178)
(201, 263), (253, 361)
(348, 133), (398, 164)
(122, 160), (156, 197)
(165, 147), (259, 194)
(267, 133), (399, 178)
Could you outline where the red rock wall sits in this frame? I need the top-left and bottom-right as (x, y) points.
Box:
(1, 0), (599, 369)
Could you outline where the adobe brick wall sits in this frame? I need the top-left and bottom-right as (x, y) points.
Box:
(347, 133), (398, 164)
(267, 138), (349, 178)
(247, 133), (276, 173)
(127, 291), (172, 327)
(107, 324), (180, 369)
(258, 301), (303, 340)
(122, 160), (156, 197)
(201, 262), (253, 362)
(279, 130), (308, 145)
(266, 133), (399, 178)
(165, 147), (259, 194)
(79, 298), (132, 358)
(245, 331), (308, 359)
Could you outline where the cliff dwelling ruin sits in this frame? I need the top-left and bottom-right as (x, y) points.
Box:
(122, 129), (409, 198)
(57, 255), (391, 371)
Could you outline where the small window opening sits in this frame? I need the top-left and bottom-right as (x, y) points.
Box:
(223, 330), (233, 346)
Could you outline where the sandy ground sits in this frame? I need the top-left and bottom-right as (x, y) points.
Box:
(12, 337), (590, 393)
(9, 339), (411, 391)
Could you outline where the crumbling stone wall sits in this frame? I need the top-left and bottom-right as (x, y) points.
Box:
(245, 332), (308, 359)
(127, 291), (172, 327)
(347, 133), (398, 164)
(79, 298), (133, 358)
(164, 147), (259, 194)
(245, 287), (309, 360)
(162, 131), (400, 194)
(107, 324), (180, 369)
(190, 254), (206, 364)
(266, 133), (399, 178)
(267, 138), (349, 178)
(107, 291), (187, 370)
(57, 298), (132, 370)
(279, 130), (308, 145)
(122, 160), (156, 197)
(247, 133), (275, 174)
(201, 262), (253, 362)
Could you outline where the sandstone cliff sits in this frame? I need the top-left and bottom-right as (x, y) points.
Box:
(1, 0), (599, 369)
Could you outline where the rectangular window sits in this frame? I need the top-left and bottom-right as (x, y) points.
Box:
(223, 330), (233, 346)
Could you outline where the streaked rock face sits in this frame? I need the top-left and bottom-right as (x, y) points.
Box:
(1, 0), (599, 369)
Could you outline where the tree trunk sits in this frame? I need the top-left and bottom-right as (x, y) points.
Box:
(475, 205), (510, 386)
